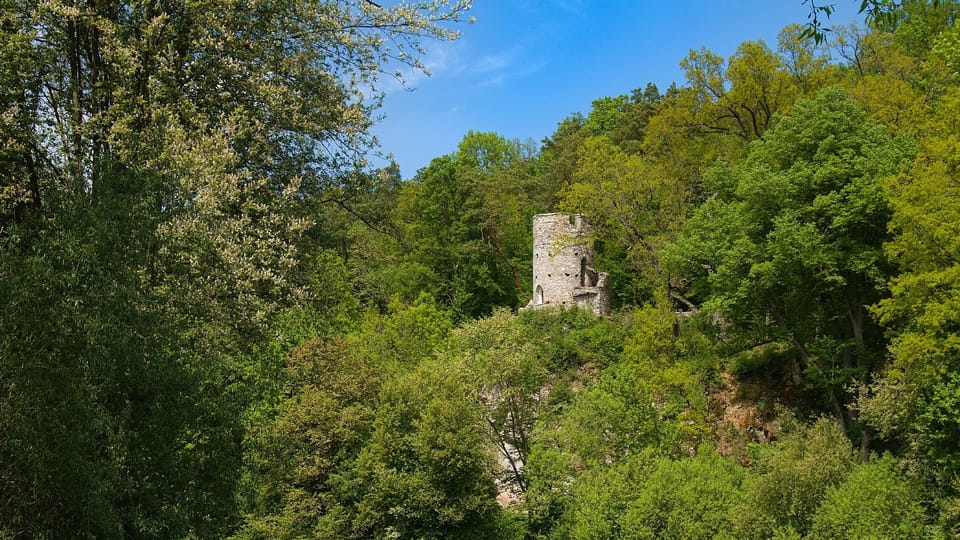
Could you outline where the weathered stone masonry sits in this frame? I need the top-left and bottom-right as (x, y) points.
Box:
(525, 213), (611, 316)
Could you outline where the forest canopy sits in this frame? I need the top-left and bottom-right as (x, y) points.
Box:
(2, 0), (960, 538)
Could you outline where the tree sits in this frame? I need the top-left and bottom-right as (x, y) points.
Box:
(778, 24), (839, 95)
(386, 132), (542, 320)
(733, 418), (857, 538)
(392, 155), (511, 318)
(681, 41), (797, 142)
(443, 307), (628, 502)
(561, 136), (696, 308)
(669, 87), (914, 443)
(620, 447), (744, 540)
(456, 131), (544, 299)
(833, 26), (927, 134)
(801, 0), (936, 44)
(0, 0), (471, 536)
(539, 113), (589, 208)
(358, 292), (454, 369)
(523, 306), (720, 538)
(445, 310), (550, 494)
(333, 363), (503, 539)
(523, 304), (712, 522)
(539, 84), (663, 211)
(559, 41), (818, 311)
(238, 336), (381, 539)
(238, 293), (457, 538)
(809, 455), (932, 539)
(864, 84), (960, 519)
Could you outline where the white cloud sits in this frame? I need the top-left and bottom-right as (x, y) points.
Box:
(472, 50), (515, 74)
(476, 59), (545, 88)
(373, 16), (548, 96)
(374, 40), (464, 96)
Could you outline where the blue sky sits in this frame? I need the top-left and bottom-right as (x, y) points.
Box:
(371, 1), (864, 179)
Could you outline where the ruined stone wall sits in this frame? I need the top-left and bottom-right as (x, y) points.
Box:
(528, 213), (610, 315)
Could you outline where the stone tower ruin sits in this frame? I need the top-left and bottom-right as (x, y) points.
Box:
(525, 213), (611, 316)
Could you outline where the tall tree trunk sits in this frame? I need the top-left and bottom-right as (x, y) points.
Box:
(67, 12), (85, 193)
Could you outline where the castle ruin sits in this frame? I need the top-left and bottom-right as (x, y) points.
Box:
(525, 213), (611, 316)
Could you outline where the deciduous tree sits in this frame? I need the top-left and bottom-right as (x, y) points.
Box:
(669, 87), (914, 441)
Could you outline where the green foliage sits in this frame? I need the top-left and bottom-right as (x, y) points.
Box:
(864, 58), (960, 519)
(733, 418), (857, 538)
(778, 24), (838, 94)
(0, 0), (471, 536)
(800, 0), (932, 44)
(358, 293), (453, 370)
(446, 308), (628, 494)
(558, 35), (839, 311)
(0, 174), (251, 538)
(239, 297), (507, 539)
(335, 364), (501, 540)
(517, 306), (629, 371)
(445, 309), (550, 492)
(238, 336), (380, 539)
(566, 454), (654, 539)
(274, 249), (363, 345)
(809, 455), (934, 540)
(557, 364), (673, 468)
(523, 445), (578, 537)
(681, 40), (797, 141)
(378, 132), (544, 320)
(542, 446), (743, 540)
(561, 136), (693, 305)
(8, 1), (960, 537)
(539, 113), (590, 207)
(670, 87), (913, 431)
(621, 447), (744, 540)
(889, 0), (960, 58)
(523, 306), (716, 538)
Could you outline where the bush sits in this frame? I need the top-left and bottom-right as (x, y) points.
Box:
(621, 447), (744, 540)
(809, 455), (934, 540)
(733, 418), (856, 538)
